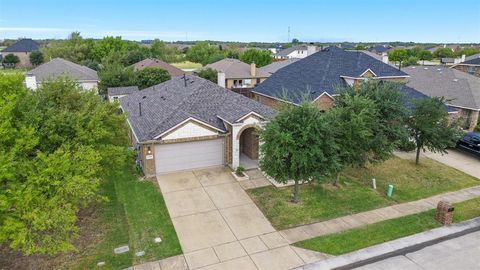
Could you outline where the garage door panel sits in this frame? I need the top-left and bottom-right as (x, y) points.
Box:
(155, 139), (224, 174)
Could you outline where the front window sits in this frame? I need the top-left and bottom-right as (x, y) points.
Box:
(468, 66), (475, 75)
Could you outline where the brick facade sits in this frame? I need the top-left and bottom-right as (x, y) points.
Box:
(313, 94), (335, 111)
(449, 107), (480, 131)
(240, 127), (259, 160)
(1, 52), (33, 68)
(452, 65), (480, 77)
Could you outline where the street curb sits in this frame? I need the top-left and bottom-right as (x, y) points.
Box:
(295, 217), (480, 270)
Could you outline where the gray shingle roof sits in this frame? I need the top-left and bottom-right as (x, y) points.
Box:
(107, 86), (139, 96)
(120, 75), (275, 142)
(258, 59), (299, 76)
(253, 46), (408, 104)
(405, 66), (480, 110)
(132, 58), (185, 77)
(368, 44), (389, 54)
(462, 54), (480, 65)
(27, 58), (98, 82)
(205, 58), (269, 79)
(2, 38), (39, 52)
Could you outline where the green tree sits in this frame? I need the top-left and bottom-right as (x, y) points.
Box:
(239, 49), (272, 67)
(403, 56), (419, 67)
(41, 32), (95, 63)
(407, 97), (461, 165)
(0, 74), (128, 255)
(29, 51), (44, 66)
(2, 54), (20, 68)
(150, 39), (179, 63)
(335, 81), (409, 164)
(98, 52), (136, 95)
(91, 36), (132, 62)
(434, 48), (454, 58)
(186, 41), (224, 65)
(135, 67), (171, 89)
(124, 48), (149, 65)
(457, 47), (480, 57)
(326, 94), (378, 184)
(259, 102), (341, 203)
(388, 49), (408, 70)
(355, 44), (367, 50)
(418, 50), (433, 65)
(196, 68), (218, 83)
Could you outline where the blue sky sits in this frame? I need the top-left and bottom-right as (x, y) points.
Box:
(1, 0), (479, 43)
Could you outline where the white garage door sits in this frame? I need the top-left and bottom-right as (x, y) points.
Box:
(155, 139), (224, 174)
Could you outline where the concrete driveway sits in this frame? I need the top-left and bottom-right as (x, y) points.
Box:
(395, 149), (480, 179)
(157, 167), (329, 270)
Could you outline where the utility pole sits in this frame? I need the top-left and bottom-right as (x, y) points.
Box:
(287, 26), (291, 43)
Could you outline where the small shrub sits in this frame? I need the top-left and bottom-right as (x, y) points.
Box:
(235, 166), (245, 176)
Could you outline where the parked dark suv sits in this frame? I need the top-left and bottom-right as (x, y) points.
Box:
(456, 132), (480, 156)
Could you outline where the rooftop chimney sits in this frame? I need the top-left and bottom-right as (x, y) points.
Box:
(381, 53), (389, 64)
(250, 62), (256, 77)
(461, 54), (466, 63)
(217, 71), (226, 88)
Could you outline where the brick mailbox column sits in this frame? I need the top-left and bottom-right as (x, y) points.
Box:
(435, 201), (454, 225)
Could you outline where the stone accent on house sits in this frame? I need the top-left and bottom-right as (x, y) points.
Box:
(224, 125), (233, 166)
(452, 64), (480, 77)
(451, 107), (480, 131)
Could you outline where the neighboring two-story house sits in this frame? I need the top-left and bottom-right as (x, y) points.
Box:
(0, 38), (40, 68)
(25, 58), (99, 91)
(204, 58), (269, 97)
(273, 45), (317, 60)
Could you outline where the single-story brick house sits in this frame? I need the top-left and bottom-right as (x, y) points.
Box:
(120, 75), (275, 176)
(252, 46), (410, 110)
(405, 66), (480, 131)
(451, 54), (480, 77)
(25, 58), (99, 91)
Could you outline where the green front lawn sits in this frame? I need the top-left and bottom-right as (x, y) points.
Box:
(68, 164), (181, 269)
(171, 61), (202, 70)
(294, 197), (480, 255)
(248, 181), (393, 230)
(248, 157), (479, 230)
(344, 157), (479, 202)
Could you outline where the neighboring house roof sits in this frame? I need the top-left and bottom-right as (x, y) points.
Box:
(205, 58), (269, 79)
(120, 75), (275, 141)
(404, 66), (480, 110)
(2, 38), (40, 53)
(253, 46), (408, 104)
(258, 59), (299, 76)
(461, 54), (480, 65)
(132, 58), (185, 77)
(441, 57), (456, 64)
(107, 86), (139, 97)
(274, 45), (308, 57)
(27, 58), (98, 82)
(368, 44), (389, 54)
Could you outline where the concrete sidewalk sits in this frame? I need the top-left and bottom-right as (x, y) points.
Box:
(297, 217), (480, 270)
(280, 185), (480, 243)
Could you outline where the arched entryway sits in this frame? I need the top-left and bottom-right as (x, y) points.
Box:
(238, 127), (259, 169)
